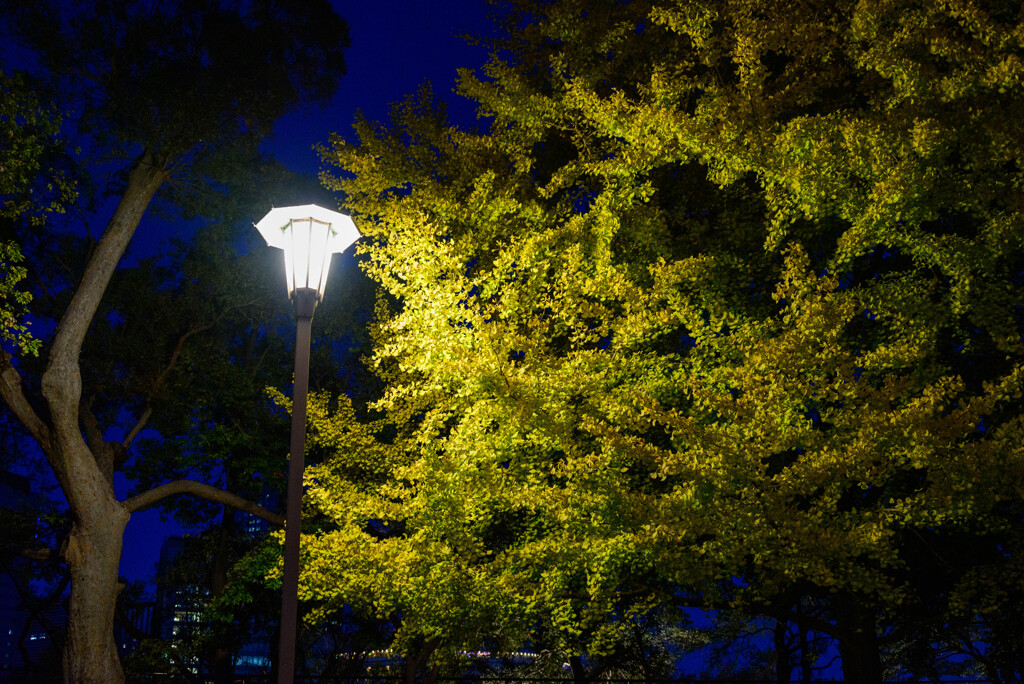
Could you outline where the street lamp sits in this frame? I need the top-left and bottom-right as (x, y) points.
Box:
(254, 204), (360, 684)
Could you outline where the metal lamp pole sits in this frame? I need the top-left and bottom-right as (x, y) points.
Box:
(277, 286), (316, 684)
(254, 205), (360, 684)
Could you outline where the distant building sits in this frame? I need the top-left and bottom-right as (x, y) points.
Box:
(154, 536), (208, 643)
(236, 488), (278, 538)
(235, 487), (278, 674)
(115, 600), (154, 658)
(230, 487), (278, 674)
(153, 487), (280, 677)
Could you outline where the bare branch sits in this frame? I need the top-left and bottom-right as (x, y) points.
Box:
(79, 397), (115, 481)
(0, 350), (51, 450)
(123, 480), (284, 527)
(122, 406), (151, 448)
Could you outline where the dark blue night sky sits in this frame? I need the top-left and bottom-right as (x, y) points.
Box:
(267, 0), (491, 174)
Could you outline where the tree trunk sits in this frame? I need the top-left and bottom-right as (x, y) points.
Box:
(799, 623), (811, 684)
(38, 152), (166, 684)
(569, 655), (588, 684)
(62, 500), (130, 684)
(211, 507), (235, 684)
(835, 593), (883, 684)
(4, 149), (274, 684)
(775, 619), (792, 684)
(269, 619), (281, 684)
(404, 636), (440, 684)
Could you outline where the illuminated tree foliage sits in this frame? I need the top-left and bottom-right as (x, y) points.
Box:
(0, 69), (77, 356)
(311, 0), (1024, 680)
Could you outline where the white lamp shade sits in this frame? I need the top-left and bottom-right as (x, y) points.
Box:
(254, 204), (360, 298)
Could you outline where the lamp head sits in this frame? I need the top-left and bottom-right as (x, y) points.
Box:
(254, 204), (360, 305)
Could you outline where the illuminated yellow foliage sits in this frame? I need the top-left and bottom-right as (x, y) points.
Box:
(300, 0), (1024, 666)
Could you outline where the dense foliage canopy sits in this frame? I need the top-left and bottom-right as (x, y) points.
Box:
(308, 0), (1024, 680)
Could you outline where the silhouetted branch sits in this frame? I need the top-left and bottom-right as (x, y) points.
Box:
(122, 298), (261, 448)
(0, 351), (51, 450)
(123, 480), (284, 526)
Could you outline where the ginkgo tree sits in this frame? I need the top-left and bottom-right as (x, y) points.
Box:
(304, 0), (1024, 681)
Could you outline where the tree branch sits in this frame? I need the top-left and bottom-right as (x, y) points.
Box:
(122, 406), (151, 449)
(79, 397), (116, 481)
(0, 350), (51, 450)
(123, 480), (284, 526)
(40, 151), (167, 506)
(670, 594), (841, 639)
(122, 298), (261, 448)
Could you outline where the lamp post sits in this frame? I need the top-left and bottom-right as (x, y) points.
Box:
(254, 204), (360, 684)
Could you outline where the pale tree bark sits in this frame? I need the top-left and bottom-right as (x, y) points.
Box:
(61, 503), (130, 684)
(0, 151), (278, 684)
(34, 152), (166, 684)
